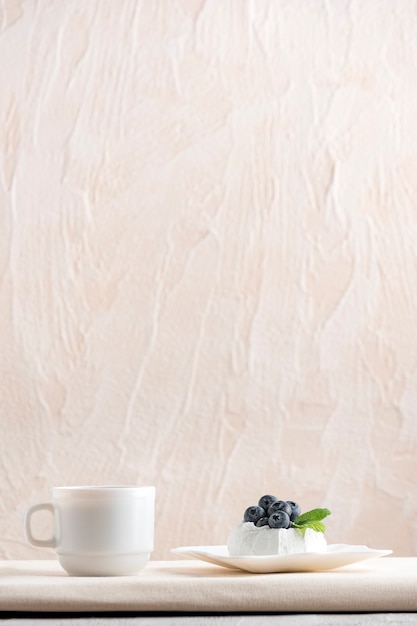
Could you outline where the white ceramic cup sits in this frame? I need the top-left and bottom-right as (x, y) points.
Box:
(24, 485), (155, 576)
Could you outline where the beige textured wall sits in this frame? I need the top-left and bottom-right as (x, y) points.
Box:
(1, 0), (417, 561)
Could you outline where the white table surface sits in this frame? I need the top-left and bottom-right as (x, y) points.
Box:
(0, 558), (416, 614)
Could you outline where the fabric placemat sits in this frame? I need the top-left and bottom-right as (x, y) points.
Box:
(0, 558), (416, 613)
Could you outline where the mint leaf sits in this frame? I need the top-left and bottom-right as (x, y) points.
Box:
(294, 508), (331, 524)
(293, 520), (326, 533)
(291, 508), (331, 534)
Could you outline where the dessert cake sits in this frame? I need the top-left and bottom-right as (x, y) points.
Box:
(227, 494), (330, 557)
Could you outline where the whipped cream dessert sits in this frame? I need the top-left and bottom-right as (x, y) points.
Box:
(227, 494), (331, 557)
(227, 522), (327, 556)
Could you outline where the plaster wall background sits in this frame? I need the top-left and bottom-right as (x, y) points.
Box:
(0, 0), (417, 561)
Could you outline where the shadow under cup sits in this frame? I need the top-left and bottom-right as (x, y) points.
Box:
(24, 486), (155, 576)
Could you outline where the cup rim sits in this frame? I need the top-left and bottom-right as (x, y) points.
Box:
(52, 485), (155, 498)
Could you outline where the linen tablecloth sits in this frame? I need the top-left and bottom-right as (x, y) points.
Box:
(0, 558), (416, 613)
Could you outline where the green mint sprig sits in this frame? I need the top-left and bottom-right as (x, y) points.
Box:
(291, 508), (331, 533)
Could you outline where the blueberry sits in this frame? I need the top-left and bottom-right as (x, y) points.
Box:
(244, 505), (266, 523)
(268, 510), (291, 529)
(255, 516), (269, 527)
(268, 500), (292, 517)
(286, 501), (301, 521)
(258, 495), (278, 511)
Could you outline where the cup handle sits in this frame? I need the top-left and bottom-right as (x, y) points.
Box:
(24, 503), (58, 548)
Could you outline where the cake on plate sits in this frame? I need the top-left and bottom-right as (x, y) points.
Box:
(227, 494), (330, 557)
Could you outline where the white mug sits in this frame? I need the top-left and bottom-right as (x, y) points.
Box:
(24, 485), (155, 576)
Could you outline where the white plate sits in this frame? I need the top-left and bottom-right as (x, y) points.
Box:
(171, 544), (392, 573)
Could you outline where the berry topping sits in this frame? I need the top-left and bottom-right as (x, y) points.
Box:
(268, 510), (291, 529)
(243, 505), (266, 523)
(267, 500), (292, 518)
(286, 500), (301, 521)
(239, 495), (331, 532)
(258, 495), (278, 511)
